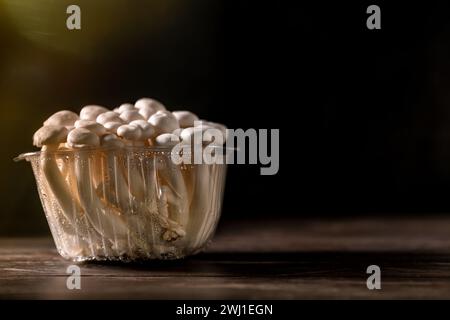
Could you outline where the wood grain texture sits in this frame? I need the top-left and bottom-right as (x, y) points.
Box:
(2, 216), (450, 299)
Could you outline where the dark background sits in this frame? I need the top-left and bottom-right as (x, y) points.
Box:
(1, 0), (450, 235)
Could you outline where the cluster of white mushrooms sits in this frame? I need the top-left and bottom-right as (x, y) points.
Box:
(31, 98), (226, 259)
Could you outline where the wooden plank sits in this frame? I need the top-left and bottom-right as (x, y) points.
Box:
(1, 216), (450, 299)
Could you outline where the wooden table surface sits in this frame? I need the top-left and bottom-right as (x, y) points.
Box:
(2, 216), (450, 299)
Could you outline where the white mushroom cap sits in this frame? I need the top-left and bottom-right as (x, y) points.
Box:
(118, 103), (135, 113)
(74, 120), (107, 136)
(195, 120), (227, 142)
(33, 125), (69, 147)
(148, 110), (180, 135)
(103, 121), (122, 134)
(171, 128), (183, 136)
(129, 120), (155, 139)
(116, 124), (143, 141)
(79, 105), (109, 121)
(179, 125), (224, 146)
(67, 128), (100, 148)
(156, 110), (171, 115)
(43, 110), (79, 127)
(96, 111), (124, 125)
(138, 105), (158, 120)
(34, 99), (227, 155)
(135, 98), (167, 121)
(100, 134), (125, 148)
(155, 133), (180, 147)
(135, 98), (166, 111)
(119, 110), (144, 123)
(172, 111), (199, 128)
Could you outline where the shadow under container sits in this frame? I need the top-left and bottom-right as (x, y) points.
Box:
(16, 147), (227, 262)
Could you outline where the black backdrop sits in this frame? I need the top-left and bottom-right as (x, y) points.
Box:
(222, 0), (450, 216)
(225, 2), (450, 215)
(2, 0), (450, 235)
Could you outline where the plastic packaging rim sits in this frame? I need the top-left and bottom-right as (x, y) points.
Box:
(14, 145), (229, 162)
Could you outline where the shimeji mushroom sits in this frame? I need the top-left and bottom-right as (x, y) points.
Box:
(127, 120), (156, 200)
(135, 98), (166, 110)
(74, 120), (108, 187)
(135, 98), (166, 120)
(43, 110), (79, 146)
(43, 110), (79, 127)
(43, 110), (79, 189)
(74, 119), (107, 135)
(117, 124), (143, 144)
(67, 128), (131, 251)
(120, 110), (145, 123)
(98, 134), (131, 215)
(178, 127), (209, 248)
(148, 110), (180, 136)
(196, 124), (227, 246)
(33, 125), (78, 230)
(98, 133), (154, 255)
(129, 120), (155, 144)
(116, 123), (153, 204)
(75, 120), (125, 205)
(172, 111), (199, 128)
(79, 105), (109, 121)
(116, 123), (184, 244)
(103, 121), (122, 135)
(138, 106), (156, 121)
(156, 186), (186, 241)
(33, 125), (102, 257)
(154, 133), (189, 234)
(26, 98), (226, 256)
(33, 125), (109, 254)
(146, 167), (186, 243)
(117, 122), (186, 242)
(117, 125), (146, 204)
(147, 113), (189, 239)
(96, 111), (124, 126)
(117, 103), (135, 113)
(179, 125), (226, 248)
(43, 110), (79, 153)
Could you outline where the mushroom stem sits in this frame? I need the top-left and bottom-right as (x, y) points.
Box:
(196, 163), (224, 247)
(97, 149), (130, 212)
(154, 183), (186, 241)
(181, 164), (196, 211)
(178, 127), (221, 248)
(94, 135), (130, 215)
(67, 128), (132, 252)
(116, 124), (149, 204)
(153, 134), (190, 237)
(186, 163), (213, 249)
(73, 150), (130, 251)
(32, 125), (101, 253)
(40, 145), (80, 234)
(142, 155), (159, 251)
(157, 157), (189, 231)
(124, 151), (147, 205)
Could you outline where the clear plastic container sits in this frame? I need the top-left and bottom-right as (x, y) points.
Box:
(15, 147), (226, 262)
